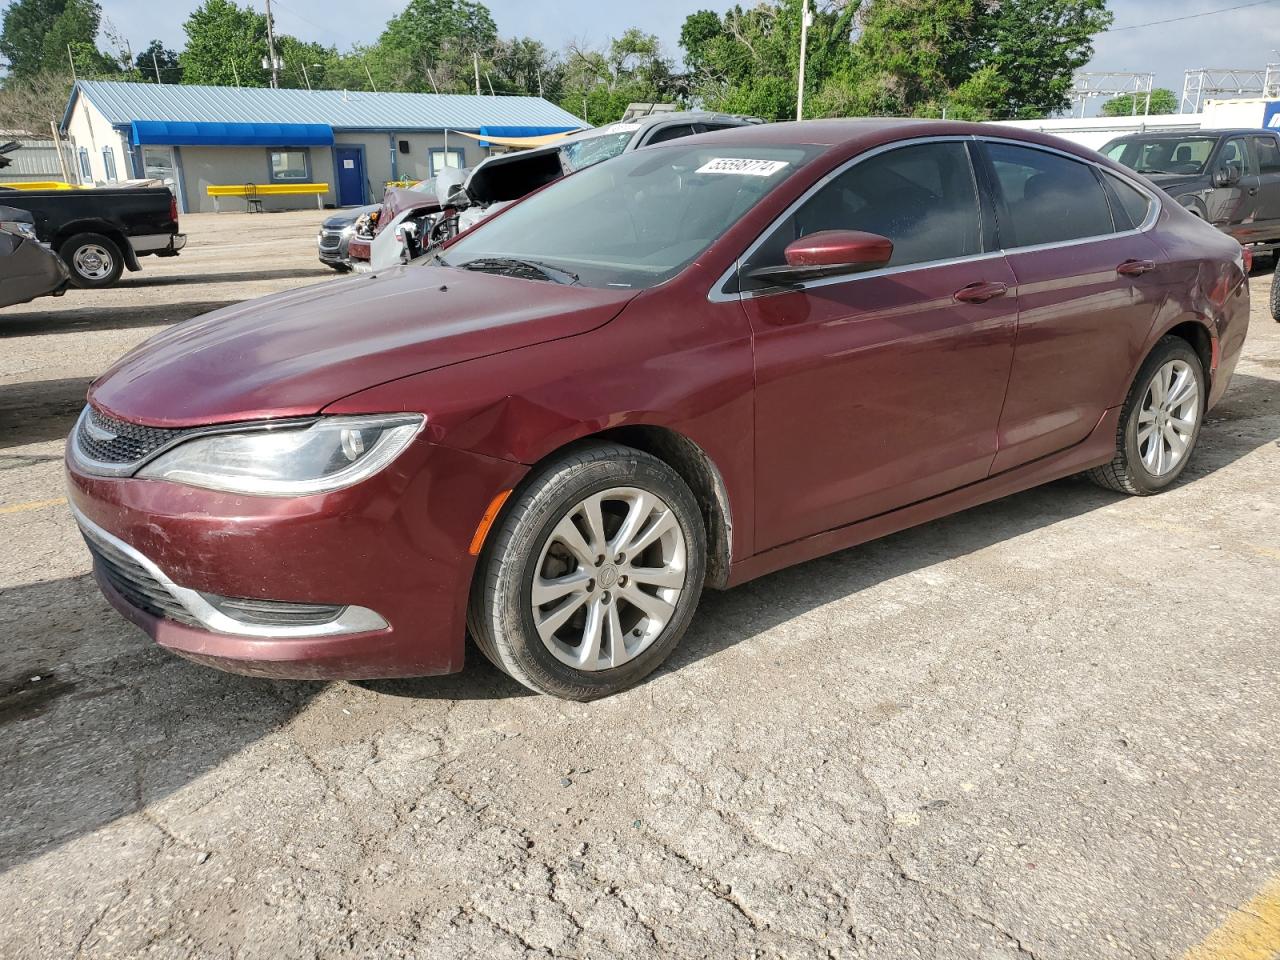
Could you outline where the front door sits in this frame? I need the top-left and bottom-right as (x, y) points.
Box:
(978, 140), (1168, 473)
(1206, 136), (1259, 229)
(742, 140), (1019, 551)
(335, 146), (366, 206)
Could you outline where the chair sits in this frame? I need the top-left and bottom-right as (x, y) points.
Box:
(244, 182), (263, 214)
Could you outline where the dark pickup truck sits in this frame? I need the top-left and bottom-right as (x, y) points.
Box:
(0, 185), (186, 288)
(1101, 128), (1280, 249)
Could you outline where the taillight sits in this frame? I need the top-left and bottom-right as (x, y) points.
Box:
(170, 193), (179, 223)
(1241, 245), (1253, 273)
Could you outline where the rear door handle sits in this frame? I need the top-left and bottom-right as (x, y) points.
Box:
(953, 281), (1008, 304)
(1116, 259), (1157, 277)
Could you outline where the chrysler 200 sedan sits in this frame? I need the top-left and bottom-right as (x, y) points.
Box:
(66, 119), (1249, 700)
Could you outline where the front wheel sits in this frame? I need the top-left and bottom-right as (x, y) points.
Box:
(1087, 336), (1206, 495)
(468, 443), (707, 700)
(59, 232), (124, 288)
(1270, 270), (1280, 322)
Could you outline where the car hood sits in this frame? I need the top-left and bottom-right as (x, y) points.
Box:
(88, 266), (637, 427)
(1140, 172), (1205, 193)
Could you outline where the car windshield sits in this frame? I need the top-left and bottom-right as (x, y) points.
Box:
(1103, 136), (1217, 175)
(436, 143), (821, 290)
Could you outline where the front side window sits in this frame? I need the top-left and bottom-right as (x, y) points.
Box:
(644, 124), (697, 145)
(438, 143), (821, 290)
(1219, 138), (1255, 176)
(269, 149), (309, 181)
(741, 140), (983, 291)
(1102, 136), (1216, 175)
(986, 142), (1114, 248)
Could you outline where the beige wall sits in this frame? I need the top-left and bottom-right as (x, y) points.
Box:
(179, 145), (333, 213)
(64, 95), (131, 185)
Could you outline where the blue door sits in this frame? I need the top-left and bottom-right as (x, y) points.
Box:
(335, 146), (366, 206)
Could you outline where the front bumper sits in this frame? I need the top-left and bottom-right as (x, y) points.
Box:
(66, 436), (527, 680)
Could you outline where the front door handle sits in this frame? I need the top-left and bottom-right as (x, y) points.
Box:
(1117, 259), (1157, 277)
(953, 281), (1008, 304)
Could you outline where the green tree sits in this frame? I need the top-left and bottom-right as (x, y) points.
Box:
(1102, 87), (1178, 116)
(179, 0), (269, 87)
(977, 0), (1113, 118)
(679, 9), (722, 75)
(490, 37), (562, 97)
(559, 29), (679, 125)
(372, 0), (498, 93)
(135, 39), (183, 83)
(1, 0), (116, 81)
(0, 69), (75, 132)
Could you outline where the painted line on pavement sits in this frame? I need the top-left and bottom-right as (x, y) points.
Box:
(1183, 874), (1280, 960)
(0, 497), (68, 515)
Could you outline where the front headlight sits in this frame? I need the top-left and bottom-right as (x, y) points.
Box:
(1, 219), (37, 240)
(136, 414), (424, 496)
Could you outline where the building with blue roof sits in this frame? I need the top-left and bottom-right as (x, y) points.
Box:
(62, 80), (585, 213)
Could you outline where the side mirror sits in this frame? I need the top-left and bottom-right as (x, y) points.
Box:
(1213, 163), (1242, 187)
(747, 230), (894, 286)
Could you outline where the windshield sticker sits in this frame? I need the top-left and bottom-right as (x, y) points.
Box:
(696, 158), (790, 177)
(603, 122), (641, 134)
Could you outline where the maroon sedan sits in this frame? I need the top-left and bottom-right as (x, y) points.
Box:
(66, 120), (1249, 700)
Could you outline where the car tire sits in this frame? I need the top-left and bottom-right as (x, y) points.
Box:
(468, 443), (707, 700)
(59, 232), (124, 288)
(1270, 268), (1280, 322)
(326, 262), (352, 273)
(1087, 336), (1206, 495)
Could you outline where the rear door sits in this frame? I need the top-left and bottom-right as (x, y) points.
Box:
(742, 139), (1019, 550)
(1251, 135), (1280, 238)
(979, 140), (1168, 473)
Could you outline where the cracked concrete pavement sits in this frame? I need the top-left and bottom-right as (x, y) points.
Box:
(1, 210), (1278, 959)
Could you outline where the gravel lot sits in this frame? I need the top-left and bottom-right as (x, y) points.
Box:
(1, 209), (1278, 960)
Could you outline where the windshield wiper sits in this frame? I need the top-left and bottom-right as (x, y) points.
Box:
(456, 257), (579, 285)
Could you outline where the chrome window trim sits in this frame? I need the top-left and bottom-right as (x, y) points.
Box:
(73, 505), (388, 638)
(68, 405), (320, 479)
(707, 133), (1164, 304)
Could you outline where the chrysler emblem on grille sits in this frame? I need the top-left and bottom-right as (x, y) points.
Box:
(84, 419), (119, 443)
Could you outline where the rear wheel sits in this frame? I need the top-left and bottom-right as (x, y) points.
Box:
(59, 232), (124, 288)
(1270, 268), (1280, 322)
(1087, 336), (1205, 495)
(468, 443), (706, 700)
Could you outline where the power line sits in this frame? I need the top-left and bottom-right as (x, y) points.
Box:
(1104, 0), (1280, 32)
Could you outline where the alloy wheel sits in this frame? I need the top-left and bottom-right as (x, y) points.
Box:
(531, 486), (687, 671)
(1138, 358), (1199, 477)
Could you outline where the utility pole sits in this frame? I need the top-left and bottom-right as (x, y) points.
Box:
(152, 51), (162, 83)
(67, 43), (77, 82)
(796, 0), (811, 121)
(473, 50), (481, 95)
(263, 0), (280, 88)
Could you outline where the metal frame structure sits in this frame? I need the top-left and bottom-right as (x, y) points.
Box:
(1181, 66), (1280, 113)
(1071, 72), (1155, 118)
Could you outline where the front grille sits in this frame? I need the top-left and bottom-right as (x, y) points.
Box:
(76, 406), (196, 466)
(81, 527), (198, 627)
(318, 229), (343, 251)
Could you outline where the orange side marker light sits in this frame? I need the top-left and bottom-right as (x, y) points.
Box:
(469, 489), (513, 556)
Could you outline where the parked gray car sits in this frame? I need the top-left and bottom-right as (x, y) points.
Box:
(316, 202), (380, 271)
(0, 205), (69, 308)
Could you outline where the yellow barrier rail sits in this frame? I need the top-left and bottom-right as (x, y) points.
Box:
(206, 182), (329, 211)
(0, 181), (76, 191)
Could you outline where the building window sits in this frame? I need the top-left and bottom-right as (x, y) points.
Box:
(102, 147), (117, 181)
(429, 147), (465, 177)
(78, 146), (92, 182)
(268, 148), (310, 182)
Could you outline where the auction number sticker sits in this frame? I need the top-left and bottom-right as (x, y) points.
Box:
(695, 157), (790, 177)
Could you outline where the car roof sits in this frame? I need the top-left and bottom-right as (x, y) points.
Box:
(1105, 128), (1272, 140)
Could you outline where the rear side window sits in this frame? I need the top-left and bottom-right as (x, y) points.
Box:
(645, 124), (698, 145)
(986, 142), (1114, 248)
(1254, 136), (1280, 174)
(741, 140), (983, 290)
(1102, 171), (1152, 230)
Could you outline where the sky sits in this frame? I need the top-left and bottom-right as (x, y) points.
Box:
(92, 0), (1280, 113)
